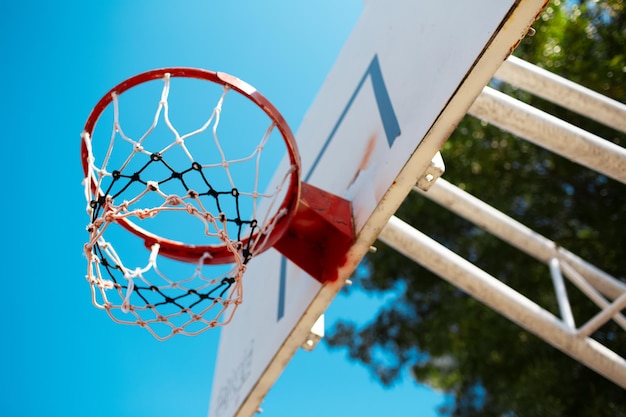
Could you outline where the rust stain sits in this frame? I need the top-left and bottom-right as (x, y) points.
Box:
(349, 131), (378, 187)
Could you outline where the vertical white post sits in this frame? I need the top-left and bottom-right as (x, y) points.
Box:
(549, 258), (575, 330)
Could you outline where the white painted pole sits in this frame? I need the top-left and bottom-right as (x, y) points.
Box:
(495, 56), (626, 134)
(578, 292), (626, 338)
(379, 215), (626, 389)
(413, 179), (626, 300)
(549, 258), (576, 330)
(468, 86), (626, 185)
(559, 261), (626, 333)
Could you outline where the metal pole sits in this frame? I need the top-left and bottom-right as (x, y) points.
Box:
(578, 292), (626, 338)
(559, 261), (626, 333)
(379, 215), (626, 389)
(414, 179), (626, 300)
(469, 86), (626, 185)
(549, 258), (576, 330)
(495, 56), (626, 134)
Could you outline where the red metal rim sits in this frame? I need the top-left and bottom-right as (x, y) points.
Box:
(81, 67), (301, 264)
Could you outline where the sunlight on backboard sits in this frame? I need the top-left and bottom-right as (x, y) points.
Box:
(209, 1), (548, 417)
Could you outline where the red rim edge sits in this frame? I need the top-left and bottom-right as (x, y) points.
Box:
(81, 68), (301, 264)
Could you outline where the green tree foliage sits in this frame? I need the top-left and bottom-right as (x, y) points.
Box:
(327, 1), (626, 416)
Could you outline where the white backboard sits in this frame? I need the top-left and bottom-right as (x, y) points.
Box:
(209, 1), (547, 416)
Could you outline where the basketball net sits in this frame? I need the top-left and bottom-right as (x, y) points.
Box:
(82, 71), (297, 340)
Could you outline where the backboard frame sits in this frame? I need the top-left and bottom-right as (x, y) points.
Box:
(209, 1), (549, 416)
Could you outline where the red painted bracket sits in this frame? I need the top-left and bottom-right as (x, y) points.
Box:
(273, 182), (355, 283)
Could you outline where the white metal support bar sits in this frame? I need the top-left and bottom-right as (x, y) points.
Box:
(384, 56), (626, 391)
(578, 292), (626, 338)
(413, 177), (626, 332)
(379, 215), (626, 389)
(559, 261), (626, 333)
(549, 258), (576, 330)
(495, 56), (626, 134)
(468, 86), (626, 185)
(413, 179), (626, 301)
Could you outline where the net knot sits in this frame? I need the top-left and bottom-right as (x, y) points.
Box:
(97, 240), (111, 251)
(90, 217), (106, 229)
(83, 243), (94, 256)
(137, 208), (158, 219)
(165, 195), (183, 206)
(103, 211), (116, 222)
(217, 229), (229, 241)
(85, 273), (95, 284)
(184, 203), (198, 215)
(121, 272), (137, 313)
(147, 181), (159, 192)
(116, 200), (129, 211)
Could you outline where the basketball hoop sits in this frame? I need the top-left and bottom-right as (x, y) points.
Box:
(81, 68), (354, 340)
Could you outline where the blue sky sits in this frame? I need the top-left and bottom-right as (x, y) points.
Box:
(1, 2), (447, 416)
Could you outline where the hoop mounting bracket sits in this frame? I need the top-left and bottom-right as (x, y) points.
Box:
(273, 182), (355, 283)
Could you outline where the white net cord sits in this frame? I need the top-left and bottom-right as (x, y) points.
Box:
(82, 72), (293, 340)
